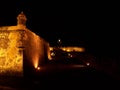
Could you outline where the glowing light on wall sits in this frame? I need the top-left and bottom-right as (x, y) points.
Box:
(34, 60), (38, 69)
(23, 28), (50, 70)
(33, 48), (40, 69)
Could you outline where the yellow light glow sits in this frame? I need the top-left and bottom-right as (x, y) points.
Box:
(62, 47), (84, 52)
(34, 57), (39, 69)
(34, 63), (38, 69)
(62, 48), (66, 51)
(50, 47), (53, 51)
(49, 47), (85, 52)
(66, 49), (70, 52)
(47, 44), (52, 60)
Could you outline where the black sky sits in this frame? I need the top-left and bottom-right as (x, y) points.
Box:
(0, 1), (119, 57)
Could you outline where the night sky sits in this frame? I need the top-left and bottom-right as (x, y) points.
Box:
(0, 1), (119, 57)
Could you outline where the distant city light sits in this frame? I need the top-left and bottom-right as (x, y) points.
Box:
(86, 62), (90, 66)
(37, 67), (40, 70)
(68, 53), (73, 57)
(51, 52), (55, 56)
(58, 39), (61, 42)
(57, 38), (62, 44)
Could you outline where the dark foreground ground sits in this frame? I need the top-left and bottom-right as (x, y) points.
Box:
(0, 63), (119, 90)
(0, 68), (119, 90)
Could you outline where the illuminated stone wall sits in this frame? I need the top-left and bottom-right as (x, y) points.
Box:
(0, 29), (24, 76)
(0, 28), (50, 76)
